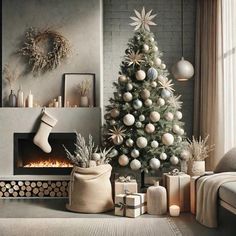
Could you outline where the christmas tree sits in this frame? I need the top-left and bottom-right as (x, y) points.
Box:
(103, 7), (189, 174)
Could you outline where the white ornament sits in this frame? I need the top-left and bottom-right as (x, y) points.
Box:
(139, 115), (145, 122)
(126, 138), (134, 147)
(141, 89), (150, 100)
(145, 123), (155, 133)
(158, 75), (167, 83)
(110, 108), (120, 118)
(110, 120), (116, 126)
(173, 124), (180, 133)
(172, 57), (194, 81)
(175, 111), (183, 120)
(118, 75), (127, 83)
(92, 153), (101, 161)
(123, 114), (135, 126)
(147, 67), (158, 80)
(153, 46), (158, 52)
(161, 89), (171, 98)
(126, 83), (133, 91)
(178, 128), (184, 135)
(180, 150), (191, 161)
(123, 92), (133, 102)
(143, 44), (149, 52)
(113, 136), (123, 145)
(160, 63), (166, 69)
(131, 149), (140, 158)
(118, 154), (129, 166)
(109, 149), (118, 157)
(154, 57), (162, 66)
(150, 37), (154, 42)
(149, 158), (160, 170)
(133, 99), (143, 110)
(165, 112), (174, 121)
(157, 98), (165, 106)
(135, 121), (142, 128)
(130, 159), (141, 170)
(160, 152), (167, 160)
(162, 133), (174, 146)
(150, 111), (160, 122)
(170, 155), (179, 165)
(151, 81), (157, 88)
(151, 140), (159, 148)
(144, 99), (152, 107)
(149, 61), (154, 66)
(136, 137), (148, 148)
(176, 136), (182, 142)
(136, 70), (146, 81)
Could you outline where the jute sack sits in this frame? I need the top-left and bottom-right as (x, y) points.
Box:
(66, 164), (114, 213)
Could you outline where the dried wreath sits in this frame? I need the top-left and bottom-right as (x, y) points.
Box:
(18, 27), (70, 73)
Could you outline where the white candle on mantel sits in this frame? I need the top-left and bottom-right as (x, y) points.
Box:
(169, 205), (180, 217)
(27, 91), (33, 108)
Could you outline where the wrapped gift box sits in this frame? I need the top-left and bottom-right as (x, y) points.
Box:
(115, 193), (147, 218)
(165, 173), (190, 212)
(114, 178), (138, 196)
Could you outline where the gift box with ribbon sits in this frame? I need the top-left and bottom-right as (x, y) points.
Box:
(115, 175), (138, 196)
(163, 169), (190, 212)
(115, 192), (147, 218)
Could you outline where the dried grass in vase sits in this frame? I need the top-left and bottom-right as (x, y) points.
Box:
(78, 79), (91, 96)
(187, 135), (214, 161)
(3, 64), (20, 88)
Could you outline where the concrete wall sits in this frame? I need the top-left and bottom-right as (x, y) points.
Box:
(103, 0), (196, 136)
(2, 0), (102, 107)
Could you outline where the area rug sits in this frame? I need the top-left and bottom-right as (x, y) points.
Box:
(0, 217), (182, 236)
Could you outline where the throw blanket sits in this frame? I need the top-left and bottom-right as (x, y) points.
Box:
(196, 172), (236, 228)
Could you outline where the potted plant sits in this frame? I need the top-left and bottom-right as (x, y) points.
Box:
(187, 135), (214, 176)
(78, 79), (90, 107)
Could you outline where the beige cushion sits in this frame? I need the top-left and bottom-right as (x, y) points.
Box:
(219, 182), (236, 209)
(214, 147), (236, 173)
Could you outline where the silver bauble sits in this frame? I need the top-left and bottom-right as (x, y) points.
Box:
(126, 83), (133, 91)
(92, 153), (101, 161)
(144, 99), (152, 107)
(160, 152), (167, 160)
(154, 57), (162, 66)
(113, 136), (123, 145)
(118, 154), (129, 166)
(175, 111), (183, 120)
(173, 124), (180, 133)
(178, 128), (185, 135)
(110, 108), (120, 118)
(123, 92), (133, 102)
(162, 133), (174, 146)
(141, 89), (150, 100)
(123, 114), (135, 126)
(165, 112), (174, 121)
(157, 98), (165, 106)
(149, 158), (160, 170)
(130, 159), (141, 170)
(149, 111), (160, 122)
(143, 44), (149, 52)
(135, 121), (142, 128)
(170, 155), (179, 165)
(110, 119), (116, 125)
(145, 123), (155, 133)
(151, 81), (157, 88)
(136, 137), (148, 148)
(109, 149), (118, 157)
(153, 46), (158, 52)
(136, 70), (146, 81)
(160, 63), (166, 70)
(118, 75), (127, 83)
(161, 89), (171, 98)
(133, 99), (143, 110)
(151, 140), (159, 148)
(172, 57), (194, 81)
(139, 115), (145, 122)
(180, 150), (191, 161)
(131, 149), (140, 158)
(147, 67), (158, 80)
(126, 138), (134, 147)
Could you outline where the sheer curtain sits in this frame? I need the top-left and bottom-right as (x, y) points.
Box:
(194, 0), (236, 169)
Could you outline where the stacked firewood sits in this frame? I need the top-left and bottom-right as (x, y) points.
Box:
(0, 180), (69, 198)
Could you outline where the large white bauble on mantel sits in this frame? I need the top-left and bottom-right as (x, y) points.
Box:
(136, 70), (146, 81)
(141, 89), (151, 100)
(151, 140), (159, 148)
(154, 57), (162, 66)
(123, 114), (135, 126)
(126, 138), (134, 147)
(123, 92), (133, 102)
(150, 111), (160, 123)
(118, 154), (129, 166)
(145, 123), (155, 133)
(165, 112), (174, 121)
(149, 158), (160, 170)
(157, 98), (165, 106)
(136, 137), (148, 148)
(170, 155), (179, 165)
(143, 44), (149, 52)
(172, 57), (194, 81)
(160, 152), (167, 160)
(118, 75), (127, 83)
(130, 159), (141, 170)
(162, 133), (174, 146)
(175, 111), (183, 120)
(131, 149), (140, 158)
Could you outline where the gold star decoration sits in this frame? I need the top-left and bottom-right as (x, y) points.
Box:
(158, 79), (175, 92)
(130, 7), (157, 31)
(167, 95), (183, 109)
(108, 126), (126, 144)
(125, 50), (144, 66)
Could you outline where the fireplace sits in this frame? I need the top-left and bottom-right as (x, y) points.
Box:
(14, 133), (76, 175)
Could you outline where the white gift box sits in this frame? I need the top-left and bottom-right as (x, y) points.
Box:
(114, 179), (138, 196)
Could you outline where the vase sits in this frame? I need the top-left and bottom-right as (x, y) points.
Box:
(80, 96), (89, 107)
(9, 90), (17, 107)
(147, 182), (167, 215)
(188, 160), (205, 176)
(17, 85), (24, 107)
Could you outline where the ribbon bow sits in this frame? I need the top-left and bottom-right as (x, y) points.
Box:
(168, 168), (184, 176)
(118, 202), (126, 210)
(118, 175), (134, 182)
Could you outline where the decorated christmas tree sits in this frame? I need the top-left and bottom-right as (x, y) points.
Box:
(103, 7), (189, 174)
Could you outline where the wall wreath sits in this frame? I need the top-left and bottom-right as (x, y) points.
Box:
(18, 27), (70, 73)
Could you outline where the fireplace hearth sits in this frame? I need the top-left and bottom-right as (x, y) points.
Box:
(14, 133), (76, 175)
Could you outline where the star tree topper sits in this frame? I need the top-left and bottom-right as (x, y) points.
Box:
(130, 7), (157, 31)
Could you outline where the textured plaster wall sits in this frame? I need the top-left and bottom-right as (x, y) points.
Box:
(103, 0), (196, 137)
(2, 0), (102, 107)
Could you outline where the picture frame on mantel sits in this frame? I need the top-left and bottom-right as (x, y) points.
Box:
(63, 73), (96, 108)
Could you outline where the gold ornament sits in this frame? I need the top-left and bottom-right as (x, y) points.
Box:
(158, 79), (175, 93)
(125, 50), (144, 66)
(167, 95), (183, 109)
(108, 126), (126, 145)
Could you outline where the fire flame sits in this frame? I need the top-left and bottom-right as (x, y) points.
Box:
(24, 159), (73, 168)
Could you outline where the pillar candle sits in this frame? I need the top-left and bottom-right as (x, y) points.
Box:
(169, 205), (180, 217)
(27, 91), (33, 108)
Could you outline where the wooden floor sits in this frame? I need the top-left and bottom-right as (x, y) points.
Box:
(0, 199), (235, 236)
